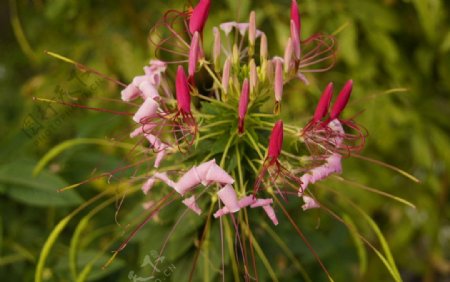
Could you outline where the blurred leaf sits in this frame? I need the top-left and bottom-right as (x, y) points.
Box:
(0, 160), (82, 207)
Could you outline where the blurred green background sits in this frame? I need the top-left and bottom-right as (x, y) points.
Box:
(0, 0), (449, 281)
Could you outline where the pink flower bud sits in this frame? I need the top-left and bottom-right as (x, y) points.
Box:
(260, 33), (268, 60)
(330, 80), (353, 120)
(290, 0), (301, 37)
(175, 66), (191, 114)
(284, 37), (293, 73)
(217, 184), (241, 213)
(238, 79), (250, 133)
(266, 59), (274, 83)
(313, 82), (334, 122)
(189, 0), (211, 34)
(249, 11), (256, 46)
(274, 58), (283, 102)
(222, 57), (231, 94)
(213, 27), (221, 68)
(290, 20), (301, 60)
(188, 32), (200, 78)
(249, 59), (258, 93)
(268, 120), (283, 159)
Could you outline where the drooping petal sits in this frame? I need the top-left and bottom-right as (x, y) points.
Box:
(175, 65), (191, 114)
(138, 81), (160, 101)
(133, 98), (159, 123)
(217, 184), (241, 213)
(189, 0), (211, 34)
(302, 195), (320, 211)
(262, 205), (278, 225)
(204, 163), (235, 184)
(330, 80), (353, 120)
(182, 195), (202, 215)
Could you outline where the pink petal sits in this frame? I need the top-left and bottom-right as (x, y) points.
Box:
(142, 177), (156, 194)
(217, 184), (240, 213)
(176, 167), (202, 195)
(130, 123), (157, 138)
(204, 163), (235, 184)
(175, 66), (191, 114)
(302, 195), (320, 211)
(262, 205), (278, 225)
(182, 195), (202, 215)
(238, 195), (256, 208)
(250, 198), (273, 208)
(121, 84), (141, 102)
(138, 81), (160, 101)
(133, 98), (158, 124)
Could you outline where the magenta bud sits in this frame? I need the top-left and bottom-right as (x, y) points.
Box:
(238, 79), (250, 133)
(268, 120), (283, 159)
(189, 0), (211, 34)
(330, 80), (353, 120)
(188, 32), (200, 77)
(176, 65), (191, 114)
(313, 82), (334, 122)
(290, 0), (301, 37)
